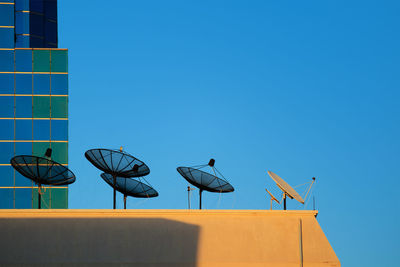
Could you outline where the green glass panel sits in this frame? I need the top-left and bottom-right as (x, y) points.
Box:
(33, 50), (50, 72)
(51, 50), (68, 73)
(51, 142), (68, 164)
(33, 96), (50, 118)
(33, 187), (51, 209)
(32, 142), (67, 164)
(50, 188), (68, 209)
(51, 96), (68, 118)
(32, 142), (50, 158)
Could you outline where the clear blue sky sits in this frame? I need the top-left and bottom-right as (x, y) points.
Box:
(59, 1), (399, 266)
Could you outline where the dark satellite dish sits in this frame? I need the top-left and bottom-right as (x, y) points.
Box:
(177, 159), (234, 209)
(101, 173), (158, 209)
(10, 155), (76, 209)
(85, 148), (150, 209)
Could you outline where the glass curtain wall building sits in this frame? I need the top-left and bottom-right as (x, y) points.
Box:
(0, 0), (69, 208)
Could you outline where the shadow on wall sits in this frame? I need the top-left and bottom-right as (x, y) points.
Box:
(0, 218), (200, 266)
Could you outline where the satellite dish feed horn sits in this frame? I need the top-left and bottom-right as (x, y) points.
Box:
(265, 188), (280, 210)
(267, 171), (305, 210)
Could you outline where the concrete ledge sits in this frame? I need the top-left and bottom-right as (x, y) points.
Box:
(0, 210), (339, 267)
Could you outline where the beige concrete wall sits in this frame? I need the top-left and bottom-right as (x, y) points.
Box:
(0, 210), (339, 267)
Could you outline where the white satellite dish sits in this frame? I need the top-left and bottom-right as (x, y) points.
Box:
(265, 188), (280, 210)
(267, 171), (305, 210)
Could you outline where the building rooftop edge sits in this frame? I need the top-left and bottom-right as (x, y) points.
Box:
(0, 209), (318, 217)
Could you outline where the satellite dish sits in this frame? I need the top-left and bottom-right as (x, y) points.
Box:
(267, 170), (304, 210)
(265, 188), (280, 210)
(10, 155), (76, 209)
(101, 173), (158, 209)
(85, 148), (150, 209)
(177, 159), (234, 210)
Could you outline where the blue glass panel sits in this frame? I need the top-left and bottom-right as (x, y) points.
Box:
(15, 141), (31, 155)
(15, 119), (32, 140)
(51, 120), (67, 140)
(15, 96), (32, 117)
(51, 74), (67, 95)
(0, 189), (14, 209)
(33, 74), (50, 94)
(30, 13), (44, 37)
(30, 0), (44, 13)
(14, 141), (33, 186)
(44, 0), (57, 20)
(0, 73), (14, 94)
(33, 119), (50, 140)
(0, 28), (14, 48)
(0, 142), (13, 163)
(15, 188), (32, 208)
(15, 0), (30, 11)
(0, 120), (13, 140)
(30, 37), (44, 48)
(15, 50), (32, 72)
(0, 4), (14, 26)
(15, 12), (29, 35)
(0, 166), (13, 187)
(44, 20), (57, 44)
(15, 74), (32, 94)
(15, 35), (30, 48)
(0, 96), (14, 117)
(0, 50), (14, 72)
(15, 171), (32, 186)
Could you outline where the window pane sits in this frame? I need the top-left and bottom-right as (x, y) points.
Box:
(51, 142), (68, 164)
(0, 4), (14, 26)
(33, 187), (51, 209)
(0, 119), (14, 140)
(32, 141), (49, 158)
(15, 141), (32, 155)
(15, 12), (29, 35)
(51, 50), (68, 73)
(0, 189), (14, 209)
(16, 74), (32, 94)
(0, 73), (14, 94)
(15, 119), (32, 140)
(51, 96), (67, 118)
(30, 0), (44, 13)
(15, 50), (32, 72)
(0, 28), (14, 48)
(0, 96), (14, 117)
(51, 74), (68, 95)
(15, 0), (30, 11)
(51, 188), (68, 209)
(15, 170), (33, 186)
(44, 0), (57, 20)
(44, 20), (57, 45)
(33, 74), (50, 94)
(0, 50), (14, 72)
(33, 50), (50, 72)
(33, 119), (50, 140)
(0, 166), (13, 187)
(14, 142), (34, 186)
(16, 96), (33, 117)
(33, 96), (50, 118)
(30, 37), (44, 48)
(15, 188), (32, 209)
(0, 142), (13, 163)
(51, 119), (67, 140)
(15, 35), (30, 48)
(30, 13), (44, 37)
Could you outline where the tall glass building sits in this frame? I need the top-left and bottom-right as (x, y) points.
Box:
(0, 0), (68, 208)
